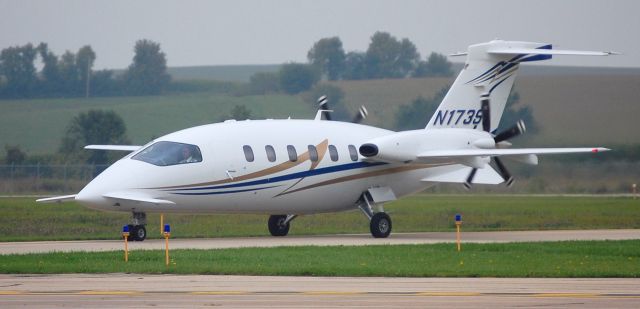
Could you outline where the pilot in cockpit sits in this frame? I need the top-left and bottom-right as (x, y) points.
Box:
(179, 145), (198, 164)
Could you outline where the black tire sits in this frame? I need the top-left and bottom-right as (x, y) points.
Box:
(132, 225), (147, 241)
(268, 215), (290, 237)
(370, 212), (392, 238)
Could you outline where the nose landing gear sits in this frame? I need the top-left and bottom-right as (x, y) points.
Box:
(126, 211), (147, 241)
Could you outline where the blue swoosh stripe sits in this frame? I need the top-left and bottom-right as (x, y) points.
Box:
(466, 61), (504, 84)
(172, 185), (280, 196)
(467, 45), (550, 84)
(167, 161), (387, 192)
(489, 74), (512, 93)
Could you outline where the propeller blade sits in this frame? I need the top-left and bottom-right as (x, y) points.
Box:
(480, 94), (491, 132)
(493, 157), (515, 187)
(494, 120), (526, 143)
(351, 106), (368, 123)
(317, 95), (331, 121)
(463, 168), (478, 190)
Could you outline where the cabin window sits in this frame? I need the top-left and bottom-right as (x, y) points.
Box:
(348, 145), (358, 161)
(243, 145), (254, 162)
(308, 145), (319, 162)
(132, 141), (202, 166)
(328, 145), (339, 162)
(265, 145), (276, 162)
(287, 145), (297, 162)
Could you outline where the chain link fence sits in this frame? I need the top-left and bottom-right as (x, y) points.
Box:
(0, 164), (109, 194)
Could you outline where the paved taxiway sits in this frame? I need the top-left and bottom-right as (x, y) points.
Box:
(1, 229), (638, 255)
(1, 274), (638, 308)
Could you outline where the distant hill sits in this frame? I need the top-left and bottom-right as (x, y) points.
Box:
(451, 62), (640, 76)
(168, 64), (281, 82)
(1, 63), (638, 154)
(0, 93), (313, 154)
(329, 74), (640, 147)
(166, 63), (640, 82)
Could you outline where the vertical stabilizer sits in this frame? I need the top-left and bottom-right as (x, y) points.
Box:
(426, 40), (551, 132)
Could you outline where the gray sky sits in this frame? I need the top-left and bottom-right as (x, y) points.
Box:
(1, 0), (638, 69)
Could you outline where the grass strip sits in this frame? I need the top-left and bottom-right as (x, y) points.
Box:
(1, 196), (639, 241)
(0, 240), (638, 277)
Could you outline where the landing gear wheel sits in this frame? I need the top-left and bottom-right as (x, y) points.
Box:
(131, 225), (147, 241)
(370, 212), (392, 238)
(268, 215), (290, 237)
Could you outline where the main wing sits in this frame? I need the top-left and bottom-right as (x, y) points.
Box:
(417, 147), (608, 160)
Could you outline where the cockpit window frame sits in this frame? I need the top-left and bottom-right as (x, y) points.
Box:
(132, 141), (203, 167)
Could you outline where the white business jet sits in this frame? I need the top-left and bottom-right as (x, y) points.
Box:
(38, 40), (616, 241)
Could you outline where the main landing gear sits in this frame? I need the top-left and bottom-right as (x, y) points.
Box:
(358, 192), (392, 238)
(268, 214), (297, 236)
(126, 211), (147, 241)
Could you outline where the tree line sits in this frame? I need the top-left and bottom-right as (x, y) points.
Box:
(309, 32), (453, 81)
(0, 32), (451, 98)
(0, 39), (170, 98)
(249, 31), (454, 95)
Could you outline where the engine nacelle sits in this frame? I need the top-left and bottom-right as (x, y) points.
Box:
(359, 129), (493, 164)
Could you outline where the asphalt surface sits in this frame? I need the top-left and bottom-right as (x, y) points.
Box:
(1, 229), (639, 255)
(0, 274), (638, 308)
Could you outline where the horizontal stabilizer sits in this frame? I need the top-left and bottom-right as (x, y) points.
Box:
(36, 194), (77, 203)
(418, 147), (609, 159)
(103, 191), (175, 206)
(421, 165), (503, 185)
(488, 48), (618, 56)
(85, 145), (142, 151)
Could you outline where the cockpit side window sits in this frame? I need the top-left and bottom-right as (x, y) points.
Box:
(132, 141), (203, 166)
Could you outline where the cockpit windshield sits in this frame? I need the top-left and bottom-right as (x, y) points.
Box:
(132, 141), (202, 166)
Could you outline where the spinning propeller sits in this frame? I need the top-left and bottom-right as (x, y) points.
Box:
(463, 93), (526, 189)
(317, 95), (368, 123)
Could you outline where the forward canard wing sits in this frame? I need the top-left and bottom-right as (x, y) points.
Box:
(102, 191), (175, 206)
(36, 194), (77, 203)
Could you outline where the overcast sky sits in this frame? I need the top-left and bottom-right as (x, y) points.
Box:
(1, 0), (638, 69)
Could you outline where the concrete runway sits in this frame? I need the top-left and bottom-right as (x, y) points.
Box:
(0, 274), (638, 308)
(1, 229), (638, 255)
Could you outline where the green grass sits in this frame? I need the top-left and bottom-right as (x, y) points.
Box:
(0, 240), (637, 277)
(0, 92), (314, 154)
(0, 195), (638, 241)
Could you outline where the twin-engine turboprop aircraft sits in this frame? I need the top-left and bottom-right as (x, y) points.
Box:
(38, 40), (616, 241)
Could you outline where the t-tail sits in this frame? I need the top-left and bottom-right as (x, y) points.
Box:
(425, 40), (616, 132)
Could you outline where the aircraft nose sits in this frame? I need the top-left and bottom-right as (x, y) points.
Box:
(75, 176), (111, 210)
(75, 159), (136, 210)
